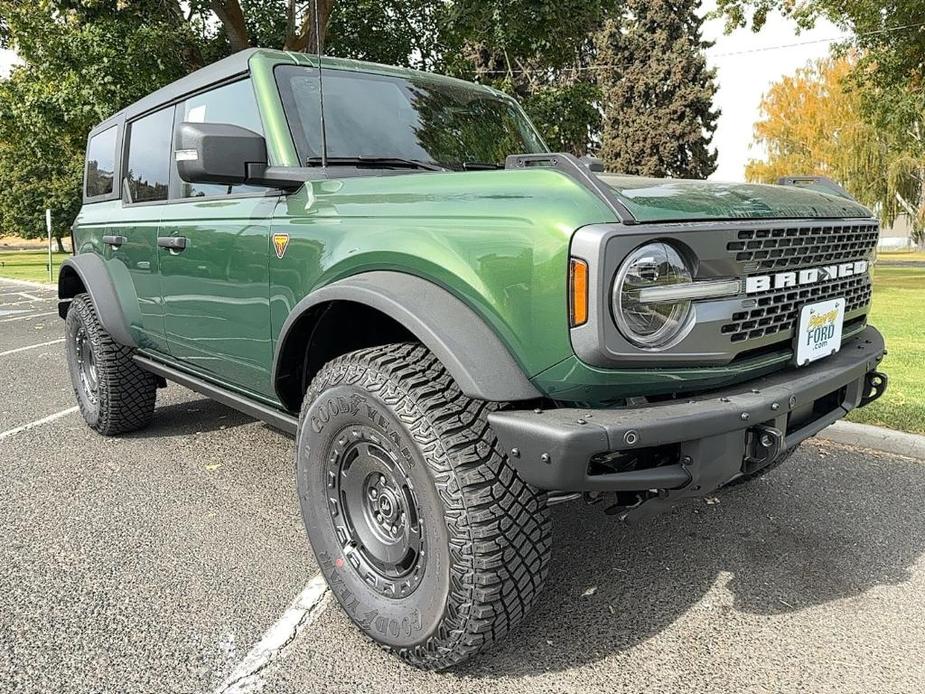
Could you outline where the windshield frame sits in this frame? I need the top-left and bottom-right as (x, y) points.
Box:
(274, 64), (548, 172)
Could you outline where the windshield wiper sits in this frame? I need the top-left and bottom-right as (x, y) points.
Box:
(306, 156), (445, 171)
(458, 161), (504, 170)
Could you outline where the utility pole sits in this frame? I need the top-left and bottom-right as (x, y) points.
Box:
(45, 208), (52, 284)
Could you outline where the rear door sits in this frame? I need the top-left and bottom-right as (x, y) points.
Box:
(156, 78), (278, 397)
(104, 108), (174, 354)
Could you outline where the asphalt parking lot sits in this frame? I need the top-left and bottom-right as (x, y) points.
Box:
(2, 277), (924, 694)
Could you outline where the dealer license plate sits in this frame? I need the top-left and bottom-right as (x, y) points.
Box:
(794, 297), (845, 366)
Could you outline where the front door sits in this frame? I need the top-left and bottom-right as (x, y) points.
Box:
(157, 78), (278, 398)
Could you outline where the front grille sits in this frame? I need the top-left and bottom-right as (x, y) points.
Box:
(727, 221), (878, 272)
(722, 273), (872, 343)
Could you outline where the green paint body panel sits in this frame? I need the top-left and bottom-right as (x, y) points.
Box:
(598, 175), (874, 223)
(268, 169), (616, 387)
(70, 48), (879, 412)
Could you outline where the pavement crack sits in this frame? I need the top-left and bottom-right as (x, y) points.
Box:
(215, 575), (330, 694)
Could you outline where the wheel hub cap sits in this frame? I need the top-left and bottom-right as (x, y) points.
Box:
(74, 326), (99, 405)
(325, 427), (425, 599)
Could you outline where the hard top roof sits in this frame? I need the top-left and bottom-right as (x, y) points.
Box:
(88, 48), (502, 137)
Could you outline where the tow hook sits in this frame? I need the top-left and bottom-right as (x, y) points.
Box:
(860, 370), (888, 408)
(743, 424), (784, 475)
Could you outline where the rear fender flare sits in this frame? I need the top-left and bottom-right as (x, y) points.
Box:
(58, 254), (137, 348)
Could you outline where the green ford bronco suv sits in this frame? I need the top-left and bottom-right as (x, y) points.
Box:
(60, 48), (887, 669)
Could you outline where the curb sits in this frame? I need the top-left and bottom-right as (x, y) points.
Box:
(0, 277), (56, 290)
(817, 420), (925, 460)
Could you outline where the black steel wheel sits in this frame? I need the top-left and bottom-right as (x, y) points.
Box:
(296, 343), (551, 670)
(325, 426), (426, 599)
(65, 293), (157, 435)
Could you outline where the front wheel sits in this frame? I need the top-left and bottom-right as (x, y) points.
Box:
(296, 343), (551, 669)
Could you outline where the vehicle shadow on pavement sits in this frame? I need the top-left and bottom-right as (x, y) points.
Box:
(457, 441), (925, 677)
(126, 397), (255, 439)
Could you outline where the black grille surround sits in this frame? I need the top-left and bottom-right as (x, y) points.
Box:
(728, 221), (879, 273)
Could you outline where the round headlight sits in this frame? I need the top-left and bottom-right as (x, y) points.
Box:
(613, 242), (695, 349)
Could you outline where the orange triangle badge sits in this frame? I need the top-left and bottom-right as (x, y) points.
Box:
(272, 233), (290, 259)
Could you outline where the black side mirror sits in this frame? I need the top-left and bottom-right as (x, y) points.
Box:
(175, 122), (267, 185)
(174, 122), (306, 191)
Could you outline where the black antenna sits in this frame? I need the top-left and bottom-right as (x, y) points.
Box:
(314, 0), (327, 168)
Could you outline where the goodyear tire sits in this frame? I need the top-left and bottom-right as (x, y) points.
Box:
(296, 343), (551, 669)
(64, 293), (157, 435)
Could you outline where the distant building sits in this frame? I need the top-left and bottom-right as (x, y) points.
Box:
(879, 213), (920, 250)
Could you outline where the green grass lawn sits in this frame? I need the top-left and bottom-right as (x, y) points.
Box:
(847, 264), (925, 434)
(1, 248), (921, 433)
(878, 250), (925, 263)
(0, 250), (68, 283)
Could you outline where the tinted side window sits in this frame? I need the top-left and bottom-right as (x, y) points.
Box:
(177, 79), (265, 198)
(126, 107), (174, 203)
(85, 126), (118, 198)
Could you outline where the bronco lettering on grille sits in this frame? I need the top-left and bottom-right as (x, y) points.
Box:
(744, 260), (869, 295)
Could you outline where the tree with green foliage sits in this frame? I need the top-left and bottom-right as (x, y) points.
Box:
(0, 2), (203, 245)
(0, 0), (722, 242)
(596, 0), (719, 178)
(713, 0), (924, 235)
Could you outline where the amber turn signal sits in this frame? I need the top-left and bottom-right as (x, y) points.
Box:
(569, 258), (589, 327)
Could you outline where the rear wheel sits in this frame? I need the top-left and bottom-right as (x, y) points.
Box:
(64, 293), (157, 435)
(296, 343), (551, 669)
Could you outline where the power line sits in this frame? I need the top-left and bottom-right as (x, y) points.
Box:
(706, 20), (925, 59)
(469, 20), (925, 76)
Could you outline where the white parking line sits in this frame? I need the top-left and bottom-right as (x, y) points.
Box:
(0, 406), (79, 441)
(216, 574), (331, 693)
(0, 311), (57, 323)
(0, 296), (53, 306)
(0, 338), (65, 357)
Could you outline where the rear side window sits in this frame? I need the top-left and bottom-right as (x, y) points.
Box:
(85, 126), (118, 198)
(176, 79), (266, 198)
(125, 107), (174, 203)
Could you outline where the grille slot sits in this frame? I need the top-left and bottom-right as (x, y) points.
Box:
(727, 222), (878, 272)
(722, 274), (872, 343)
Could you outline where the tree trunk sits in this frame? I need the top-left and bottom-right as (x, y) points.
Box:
(284, 0), (335, 53)
(55, 234), (65, 254)
(211, 0), (251, 52)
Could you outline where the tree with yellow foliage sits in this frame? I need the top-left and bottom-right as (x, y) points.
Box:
(747, 57), (923, 240)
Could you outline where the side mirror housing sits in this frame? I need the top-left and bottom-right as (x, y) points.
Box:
(174, 122), (306, 191)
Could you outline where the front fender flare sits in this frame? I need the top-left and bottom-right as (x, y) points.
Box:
(274, 272), (541, 402)
(58, 254), (136, 348)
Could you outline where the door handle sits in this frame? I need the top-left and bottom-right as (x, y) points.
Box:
(157, 236), (188, 251)
(102, 235), (126, 247)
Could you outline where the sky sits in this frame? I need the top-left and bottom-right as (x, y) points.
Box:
(0, 7), (845, 182)
(701, 3), (845, 181)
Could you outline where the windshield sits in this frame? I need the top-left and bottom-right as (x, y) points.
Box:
(275, 65), (548, 170)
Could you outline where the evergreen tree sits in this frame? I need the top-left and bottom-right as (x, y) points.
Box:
(596, 0), (719, 178)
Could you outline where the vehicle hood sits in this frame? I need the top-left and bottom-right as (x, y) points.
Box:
(597, 174), (873, 223)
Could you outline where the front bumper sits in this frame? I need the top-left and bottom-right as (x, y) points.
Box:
(490, 327), (886, 511)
